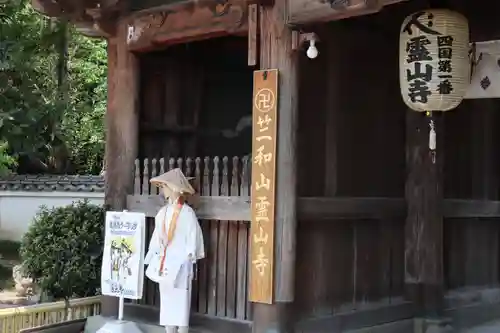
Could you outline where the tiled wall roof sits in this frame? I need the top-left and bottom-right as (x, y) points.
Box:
(0, 175), (105, 192)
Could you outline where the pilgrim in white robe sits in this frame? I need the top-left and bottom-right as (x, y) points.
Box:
(144, 203), (205, 328)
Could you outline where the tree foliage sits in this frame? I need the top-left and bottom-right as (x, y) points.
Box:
(0, 0), (107, 175)
(0, 142), (17, 176)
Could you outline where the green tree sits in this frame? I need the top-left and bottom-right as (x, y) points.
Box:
(0, 0), (107, 175)
(0, 0), (60, 165)
(63, 30), (107, 175)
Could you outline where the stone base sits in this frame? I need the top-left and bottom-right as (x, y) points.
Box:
(95, 320), (144, 333)
(85, 315), (190, 333)
(414, 318), (453, 333)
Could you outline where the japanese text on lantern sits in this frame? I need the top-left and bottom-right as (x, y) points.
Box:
(403, 11), (455, 106)
(436, 35), (454, 95)
(249, 69), (278, 304)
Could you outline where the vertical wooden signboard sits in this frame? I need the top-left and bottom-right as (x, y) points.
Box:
(249, 69), (278, 304)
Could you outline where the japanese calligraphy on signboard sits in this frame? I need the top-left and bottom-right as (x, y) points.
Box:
(249, 69), (278, 304)
(399, 10), (470, 112)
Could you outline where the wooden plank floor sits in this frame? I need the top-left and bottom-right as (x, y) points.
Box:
(466, 320), (500, 333)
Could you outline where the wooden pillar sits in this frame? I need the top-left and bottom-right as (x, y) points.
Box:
(253, 1), (298, 332)
(404, 111), (445, 322)
(101, 19), (139, 317)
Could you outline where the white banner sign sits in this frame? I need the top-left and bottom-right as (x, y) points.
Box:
(101, 211), (145, 300)
(465, 40), (500, 99)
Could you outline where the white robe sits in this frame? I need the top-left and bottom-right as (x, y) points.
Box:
(144, 203), (205, 327)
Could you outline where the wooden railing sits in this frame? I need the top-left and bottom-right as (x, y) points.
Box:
(128, 156), (251, 220)
(132, 156), (252, 320)
(133, 156), (251, 196)
(0, 296), (100, 333)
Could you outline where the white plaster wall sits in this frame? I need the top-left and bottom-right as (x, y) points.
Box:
(0, 191), (104, 242)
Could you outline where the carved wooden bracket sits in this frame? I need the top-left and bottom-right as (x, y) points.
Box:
(126, 0), (249, 51)
(31, 0), (125, 38)
(32, 0), (100, 18)
(286, 0), (407, 25)
(31, 0), (63, 16)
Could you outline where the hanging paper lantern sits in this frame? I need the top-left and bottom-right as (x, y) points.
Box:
(399, 9), (470, 112)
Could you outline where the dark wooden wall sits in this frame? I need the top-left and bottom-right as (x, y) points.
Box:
(135, 0), (500, 324)
(138, 37), (253, 161)
(444, 100), (500, 289)
(294, 18), (407, 320)
(293, 0), (500, 321)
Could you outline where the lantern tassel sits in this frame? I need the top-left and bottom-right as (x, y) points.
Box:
(427, 111), (437, 164)
(429, 124), (436, 150)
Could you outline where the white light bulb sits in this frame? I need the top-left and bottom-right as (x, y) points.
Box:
(306, 40), (318, 59)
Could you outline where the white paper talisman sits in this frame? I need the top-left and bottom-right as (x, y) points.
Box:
(465, 40), (500, 99)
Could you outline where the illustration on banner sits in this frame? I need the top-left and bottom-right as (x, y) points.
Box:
(109, 237), (134, 282)
(101, 211), (145, 300)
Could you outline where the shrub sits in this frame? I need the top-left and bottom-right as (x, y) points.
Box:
(20, 200), (105, 300)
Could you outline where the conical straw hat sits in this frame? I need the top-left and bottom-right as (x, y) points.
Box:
(150, 168), (195, 195)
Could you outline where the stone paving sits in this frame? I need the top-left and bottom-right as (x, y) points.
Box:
(0, 258), (34, 309)
(0, 290), (34, 308)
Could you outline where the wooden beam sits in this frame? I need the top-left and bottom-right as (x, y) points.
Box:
(102, 19), (139, 318)
(127, 194), (251, 220)
(444, 199), (500, 218)
(286, 0), (407, 25)
(127, 195), (406, 220)
(128, 0), (262, 15)
(300, 197), (405, 219)
(126, 0), (249, 52)
(404, 111), (444, 319)
(127, 194), (500, 220)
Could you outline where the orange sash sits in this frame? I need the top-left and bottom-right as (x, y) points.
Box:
(159, 200), (183, 276)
